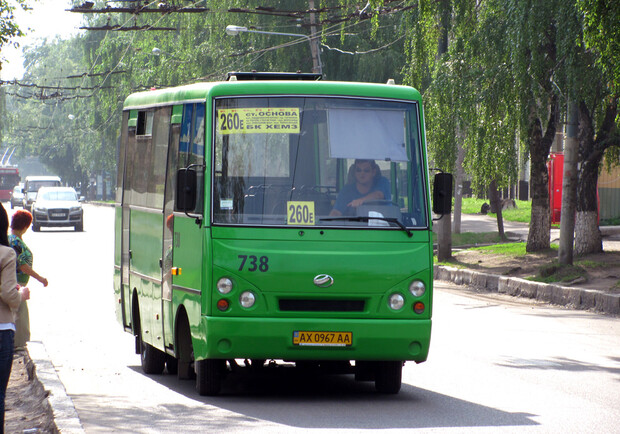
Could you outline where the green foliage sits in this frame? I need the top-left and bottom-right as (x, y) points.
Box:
(0, 0), (29, 51)
(0, 0), (617, 201)
(600, 217), (620, 226)
(469, 242), (530, 256)
(460, 197), (531, 223)
(533, 262), (587, 284)
(578, 0), (620, 94)
(451, 231), (511, 247)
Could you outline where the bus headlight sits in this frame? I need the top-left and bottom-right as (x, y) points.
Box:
(239, 291), (256, 308)
(217, 277), (233, 294)
(409, 280), (426, 297)
(388, 293), (405, 310)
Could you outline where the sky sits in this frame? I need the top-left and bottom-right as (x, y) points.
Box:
(1, 0), (83, 80)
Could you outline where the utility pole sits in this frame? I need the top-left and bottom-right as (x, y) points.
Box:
(308, 0), (322, 75)
(558, 101), (579, 264)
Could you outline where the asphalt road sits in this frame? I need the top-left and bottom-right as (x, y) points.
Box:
(17, 204), (620, 433)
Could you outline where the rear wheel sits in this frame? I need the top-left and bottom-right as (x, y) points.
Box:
(165, 355), (178, 375)
(141, 341), (166, 375)
(375, 361), (403, 394)
(195, 358), (225, 396)
(134, 304), (166, 375)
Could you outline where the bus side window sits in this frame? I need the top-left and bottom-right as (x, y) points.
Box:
(176, 103), (205, 214)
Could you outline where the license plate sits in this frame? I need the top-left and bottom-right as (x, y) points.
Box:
(51, 213), (65, 217)
(293, 331), (352, 347)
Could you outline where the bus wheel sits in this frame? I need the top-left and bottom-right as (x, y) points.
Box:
(141, 341), (166, 375)
(165, 355), (178, 375)
(375, 361), (402, 394)
(196, 358), (225, 396)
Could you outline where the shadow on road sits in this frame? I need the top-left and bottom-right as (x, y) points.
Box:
(80, 363), (541, 431)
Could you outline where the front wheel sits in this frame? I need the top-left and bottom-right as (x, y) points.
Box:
(195, 358), (225, 396)
(375, 361), (403, 394)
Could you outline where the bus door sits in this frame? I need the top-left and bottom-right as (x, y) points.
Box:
(161, 103), (206, 351)
(161, 106), (181, 350)
(119, 111), (135, 330)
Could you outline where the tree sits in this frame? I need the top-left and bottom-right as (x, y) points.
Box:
(0, 0), (30, 65)
(0, 0), (32, 143)
(572, 0), (620, 255)
(403, 1), (519, 249)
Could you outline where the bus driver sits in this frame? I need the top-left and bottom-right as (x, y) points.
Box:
(330, 159), (391, 216)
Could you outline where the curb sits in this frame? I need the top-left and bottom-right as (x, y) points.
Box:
(434, 265), (620, 315)
(28, 341), (85, 434)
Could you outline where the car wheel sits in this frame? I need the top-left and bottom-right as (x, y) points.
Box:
(76, 221), (84, 232)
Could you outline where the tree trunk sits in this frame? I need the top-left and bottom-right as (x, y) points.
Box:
(526, 96), (558, 252)
(437, 212), (452, 262)
(452, 141), (465, 234)
(558, 101), (579, 265)
(435, 0), (452, 260)
(574, 211), (601, 255)
(573, 101), (611, 255)
(489, 180), (505, 239)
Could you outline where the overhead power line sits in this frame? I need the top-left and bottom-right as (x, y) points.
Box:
(69, 3), (209, 14)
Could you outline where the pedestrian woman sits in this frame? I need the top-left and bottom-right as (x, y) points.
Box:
(9, 210), (47, 350)
(0, 203), (30, 432)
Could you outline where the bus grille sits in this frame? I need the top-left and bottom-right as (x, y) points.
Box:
(279, 299), (365, 312)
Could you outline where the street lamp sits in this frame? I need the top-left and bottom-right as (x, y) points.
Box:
(225, 25), (322, 75)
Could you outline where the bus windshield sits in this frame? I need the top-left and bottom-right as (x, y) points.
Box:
(213, 96), (428, 229)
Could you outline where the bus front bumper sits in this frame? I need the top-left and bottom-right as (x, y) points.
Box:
(196, 316), (431, 362)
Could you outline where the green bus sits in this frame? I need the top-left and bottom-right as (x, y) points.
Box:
(114, 72), (451, 396)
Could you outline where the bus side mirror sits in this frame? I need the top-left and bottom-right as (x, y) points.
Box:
(433, 172), (453, 215)
(175, 168), (197, 212)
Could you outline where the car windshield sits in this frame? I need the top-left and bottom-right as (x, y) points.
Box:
(40, 191), (77, 201)
(28, 181), (59, 192)
(212, 96), (428, 229)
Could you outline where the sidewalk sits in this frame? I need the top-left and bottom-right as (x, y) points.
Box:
(435, 213), (620, 315)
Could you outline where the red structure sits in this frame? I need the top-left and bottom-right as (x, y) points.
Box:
(548, 152), (563, 224)
(0, 166), (20, 201)
(547, 151), (600, 225)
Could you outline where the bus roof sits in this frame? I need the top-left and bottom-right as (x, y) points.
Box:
(123, 78), (422, 110)
(24, 175), (61, 181)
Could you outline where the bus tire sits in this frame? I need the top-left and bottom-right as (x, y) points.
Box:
(196, 358), (224, 396)
(141, 341), (166, 375)
(375, 361), (402, 394)
(165, 355), (178, 375)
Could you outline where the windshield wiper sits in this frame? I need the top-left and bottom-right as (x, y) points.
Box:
(319, 216), (413, 237)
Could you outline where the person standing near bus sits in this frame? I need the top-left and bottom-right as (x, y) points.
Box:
(0, 203), (30, 432)
(330, 159), (391, 216)
(8, 210), (48, 350)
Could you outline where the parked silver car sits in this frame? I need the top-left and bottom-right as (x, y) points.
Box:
(32, 186), (84, 232)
